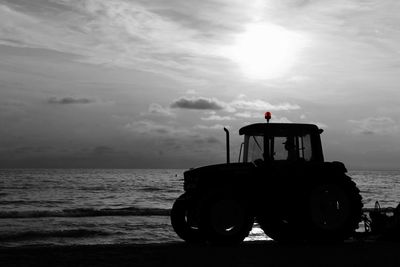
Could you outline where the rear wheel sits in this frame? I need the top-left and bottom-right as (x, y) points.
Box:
(199, 194), (254, 245)
(170, 193), (205, 243)
(258, 175), (362, 243)
(304, 175), (363, 241)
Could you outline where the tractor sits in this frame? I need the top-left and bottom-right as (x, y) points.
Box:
(170, 112), (363, 244)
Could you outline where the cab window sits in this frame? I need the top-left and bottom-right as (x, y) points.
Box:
(272, 134), (312, 161)
(248, 135), (264, 163)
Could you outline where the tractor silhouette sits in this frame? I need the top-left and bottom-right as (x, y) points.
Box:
(171, 113), (363, 244)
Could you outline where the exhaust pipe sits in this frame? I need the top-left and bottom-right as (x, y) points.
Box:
(223, 127), (230, 164)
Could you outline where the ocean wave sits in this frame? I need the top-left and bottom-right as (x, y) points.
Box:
(0, 229), (110, 242)
(0, 200), (67, 205)
(139, 186), (163, 192)
(0, 207), (171, 219)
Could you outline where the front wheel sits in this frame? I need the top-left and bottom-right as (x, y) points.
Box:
(170, 193), (205, 243)
(199, 194), (254, 245)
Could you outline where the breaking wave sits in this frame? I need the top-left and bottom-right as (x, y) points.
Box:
(0, 207), (171, 219)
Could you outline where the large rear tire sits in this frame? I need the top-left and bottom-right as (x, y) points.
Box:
(170, 193), (205, 243)
(258, 175), (362, 243)
(199, 193), (254, 245)
(304, 175), (363, 241)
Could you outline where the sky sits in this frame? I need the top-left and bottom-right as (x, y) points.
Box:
(1, 0), (400, 169)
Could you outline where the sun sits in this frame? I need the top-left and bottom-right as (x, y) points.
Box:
(229, 23), (304, 80)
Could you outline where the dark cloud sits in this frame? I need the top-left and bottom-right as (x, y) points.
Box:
(170, 97), (224, 110)
(48, 97), (95, 104)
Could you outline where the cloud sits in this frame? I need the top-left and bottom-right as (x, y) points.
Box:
(124, 120), (226, 157)
(171, 97), (225, 110)
(234, 111), (256, 118)
(48, 97), (94, 104)
(201, 114), (235, 121)
(0, 0), (241, 82)
(170, 95), (300, 113)
(147, 103), (175, 117)
(349, 117), (399, 135)
(185, 89), (197, 95)
(194, 124), (226, 130)
(233, 111), (294, 123)
(230, 99), (300, 111)
(125, 120), (191, 136)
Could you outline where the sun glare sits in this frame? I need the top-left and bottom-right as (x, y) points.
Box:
(229, 23), (304, 80)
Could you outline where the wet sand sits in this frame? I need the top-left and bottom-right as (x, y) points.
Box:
(1, 239), (400, 267)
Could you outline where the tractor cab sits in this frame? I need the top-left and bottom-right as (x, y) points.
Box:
(239, 123), (324, 165)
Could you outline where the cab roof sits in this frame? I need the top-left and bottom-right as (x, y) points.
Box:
(239, 123), (322, 136)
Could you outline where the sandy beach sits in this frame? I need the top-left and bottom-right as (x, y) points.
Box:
(1, 239), (400, 267)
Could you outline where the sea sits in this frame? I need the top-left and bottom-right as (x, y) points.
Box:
(1, 168), (400, 248)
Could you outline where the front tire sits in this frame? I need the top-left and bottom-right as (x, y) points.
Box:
(170, 193), (205, 243)
(199, 193), (254, 245)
